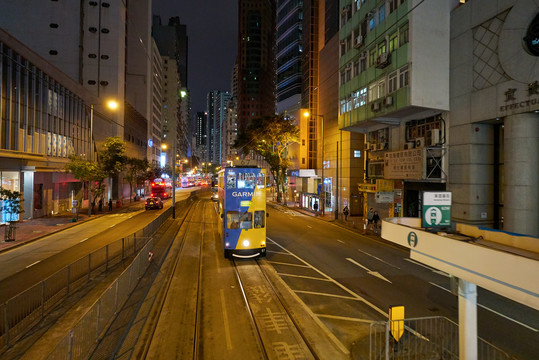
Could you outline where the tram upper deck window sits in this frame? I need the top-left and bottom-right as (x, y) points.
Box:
(226, 211), (239, 229)
(256, 173), (265, 188)
(240, 211), (252, 229)
(226, 172), (236, 189)
(237, 172), (255, 189)
(254, 210), (265, 228)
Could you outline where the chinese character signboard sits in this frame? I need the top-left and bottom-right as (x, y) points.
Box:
(384, 149), (424, 180)
(422, 192), (451, 228)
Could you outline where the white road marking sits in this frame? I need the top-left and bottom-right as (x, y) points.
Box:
(79, 238), (89, 243)
(266, 237), (387, 318)
(429, 282), (538, 332)
(357, 248), (400, 269)
(405, 258), (449, 277)
(26, 260), (41, 268)
(277, 273), (333, 281)
(346, 257), (392, 283)
(109, 224), (116, 228)
(266, 250), (291, 255)
(266, 260), (310, 268)
(337, 239), (345, 244)
(294, 290), (359, 300)
(317, 314), (375, 323)
(306, 225), (312, 229)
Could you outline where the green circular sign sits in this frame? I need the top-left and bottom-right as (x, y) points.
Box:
(408, 232), (418, 247)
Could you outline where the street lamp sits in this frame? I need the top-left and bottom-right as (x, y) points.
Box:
(89, 100), (119, 161)
(303, 110), (325, 216)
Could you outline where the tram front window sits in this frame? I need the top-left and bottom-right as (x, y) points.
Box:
(254, 210), (265, 228)
(240, 211), (252, 229)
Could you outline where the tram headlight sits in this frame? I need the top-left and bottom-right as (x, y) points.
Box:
(242, 239), (250, 247)
(261, 240), (266, 246)
(225, 242), (230, 248)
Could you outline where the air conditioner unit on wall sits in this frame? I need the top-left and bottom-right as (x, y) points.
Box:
(354, 35), (363, 48)
(371, 102), (380, 111)
(384, 96), (393, 106)
(375, 52), (390, 69)
(404, 142), (415, 150)
(365, 11), (375, 19)
(428, 129), (441, 146)
(415, 137), (425, 148)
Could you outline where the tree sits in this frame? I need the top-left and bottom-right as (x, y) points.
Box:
(65, 156), (106, 216)
(99, 136), (127, 200)
(234, 115), (299, 204)
(125, 158), (149, 202)
(0, 188), (23, 241)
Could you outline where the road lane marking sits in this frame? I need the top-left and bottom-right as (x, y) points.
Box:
(346, 258), (392, 283)
(337, 239), (345, 244)
(266, 261), (310, 268)
(429, 282), (539, 332)
(357, 248), (400, 269)
(317, 314), (375, 323)
(220, 289), (233, 349)
(277, 273), (333, 281)
(306, 225), (312, 229)
(26, 260), (41, 268)
(294, 290), (359, 300)
(79, 238), (88, 243)
(109, 224), (116, 228)
(267, 237), (387, 318)
(405, 258), (449, 277)
(266, 250), (291, 255)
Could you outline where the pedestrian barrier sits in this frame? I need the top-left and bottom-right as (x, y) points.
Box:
(0, 204), (174, 355)
(369, 316), (516, 360)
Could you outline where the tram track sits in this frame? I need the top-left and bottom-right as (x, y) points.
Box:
(232, 257), (317, 360)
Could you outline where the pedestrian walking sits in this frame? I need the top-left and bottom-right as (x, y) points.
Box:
(108, 198), (113, 211)
(367, 208), (374, 229)
(313, 201), (318, 215)
(343, 206), (349, 221)
(372, 210), (380, 233)
(98, 198), (103, 212)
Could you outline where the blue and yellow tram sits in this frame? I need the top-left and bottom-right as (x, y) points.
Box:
(217, 166), (267, 258)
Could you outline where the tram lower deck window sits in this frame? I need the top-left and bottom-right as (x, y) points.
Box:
(240, 211), (252, 229)
(226, 211), (239, 229)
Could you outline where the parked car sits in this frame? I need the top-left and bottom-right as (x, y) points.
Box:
(211, 186), (219, 201)
(145, 197), (163, 210)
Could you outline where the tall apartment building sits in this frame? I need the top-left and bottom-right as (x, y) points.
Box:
(194, 111), (207, 162)
(449, 0), (539, 237)
(214, 91), (231, 164)
(237, 0), (277, 131)
(221, 66), (239, 167)
(151, 40), (164, 166)
(338, 0), (459, 220)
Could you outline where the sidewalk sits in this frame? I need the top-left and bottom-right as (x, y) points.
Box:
(0, 199), (143, 254)
(272, 200), (380, 238)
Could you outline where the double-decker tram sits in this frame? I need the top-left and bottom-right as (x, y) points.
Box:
(217, 166), (267, 258)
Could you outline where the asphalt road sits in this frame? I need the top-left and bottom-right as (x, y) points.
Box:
(0, 189), (197, 304)
(265, 203), (539, 359)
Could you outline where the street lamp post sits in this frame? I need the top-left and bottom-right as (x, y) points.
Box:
(303, 111), (325, 216)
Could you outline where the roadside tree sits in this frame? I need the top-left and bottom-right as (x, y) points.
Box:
(65, 156), (106, 216)
(0, 188), (23, 242)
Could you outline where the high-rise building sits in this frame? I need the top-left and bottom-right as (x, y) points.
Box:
(237, 0), (277, 131)
(338, 0), (459, 220)
(195, 111), (207, 161)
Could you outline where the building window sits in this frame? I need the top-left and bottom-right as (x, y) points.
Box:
(354, 150), (362, 158)
(88, 53), (97, 58)
(369, 17), (376, 30)
(378, 79), (386, 98)
(352, 90), (360, 109)
(49, 50), (58, 55)
(89, 27), (97, 33)
(369, 49), (376, 67)
(100, 55), (109, 59)
(378, 4), (385, 23)
(340, 70), (346, 86)
(88, 80), (96, 85)
(360, 57), (367, 72)
(389, 32), (398, 52)
(388, 71), (398, 93)
(353, 60), (359, 77)
(378, 41), (387, 56)
(399, 64), (409, 88)
(368, 83), (377, 101)
(49, 23), (59, 28)
(359, 87), (367, 106)
(389, 0), (398, 14)
(399, 23), (409, 46)
(101, 28), (110, 34)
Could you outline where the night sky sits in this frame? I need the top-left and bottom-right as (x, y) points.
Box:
(152, 0), (238, 115)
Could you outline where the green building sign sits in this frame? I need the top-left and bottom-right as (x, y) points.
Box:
(422, 192), (451, 228)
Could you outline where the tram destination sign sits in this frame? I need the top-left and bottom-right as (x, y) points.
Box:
(422, 191), (451, 228)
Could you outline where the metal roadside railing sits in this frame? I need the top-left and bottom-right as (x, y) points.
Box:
(0, 205), (173, 355)
(369, 316), (517, 360)
(46, 236), (155, 360)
